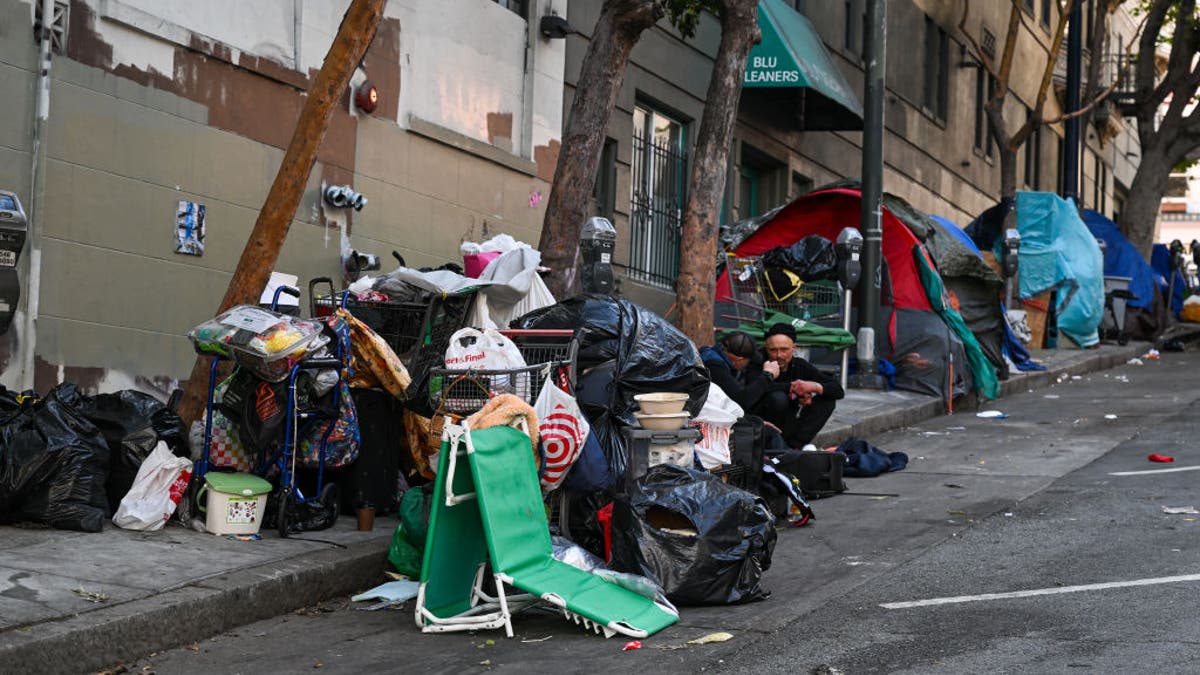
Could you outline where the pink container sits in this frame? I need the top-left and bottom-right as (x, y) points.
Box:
(463, 251), (502, 278)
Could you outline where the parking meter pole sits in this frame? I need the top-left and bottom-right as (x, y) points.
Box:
(855, 0), (886, 390)
(580, 217), (617, 295)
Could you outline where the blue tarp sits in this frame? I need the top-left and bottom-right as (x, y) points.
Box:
(930, 215), (984, 256)
(1015, 193), (1104, 348)
(1082, 209), (1164, 310)
(1151, 244), (1187, 318)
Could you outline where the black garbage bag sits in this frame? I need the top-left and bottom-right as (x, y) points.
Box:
(610, 465), (776, 605)
(761, 235), (838, 281)
(512, 295), (710, 419)
(78, 390), (188, 514)
(0, 383), (111, 532)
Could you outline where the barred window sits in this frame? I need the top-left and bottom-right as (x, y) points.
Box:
(629, 105), (688, 288)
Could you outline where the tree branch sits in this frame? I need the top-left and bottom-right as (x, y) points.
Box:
(1012, 0), (1075, 148)
(1135, 0), (1171, 105)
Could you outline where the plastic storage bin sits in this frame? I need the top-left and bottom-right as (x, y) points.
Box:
(189, 305), (328, 381)
(199, 472), (273, 535)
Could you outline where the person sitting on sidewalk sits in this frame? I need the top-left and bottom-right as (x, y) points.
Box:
(699, 330), (780, 412)
(748, 322), (844, 448)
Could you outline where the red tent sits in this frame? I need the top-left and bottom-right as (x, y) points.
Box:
(716, 187), (967, 399)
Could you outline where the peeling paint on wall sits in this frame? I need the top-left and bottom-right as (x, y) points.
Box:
(486, 111), (513, 148)
(534, 139), (560, 183)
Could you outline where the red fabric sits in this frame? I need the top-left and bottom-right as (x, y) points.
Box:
(716, 188), (933, 312)
(597, 501), (614, 563)
(1148, 454), (1175, 463)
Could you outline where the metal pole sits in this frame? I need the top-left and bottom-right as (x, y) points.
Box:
(18, 0), (55, 392)
(840, 286), (852, 390)
(1062, 0), (1082, 203)
(855, 0), (885, 389)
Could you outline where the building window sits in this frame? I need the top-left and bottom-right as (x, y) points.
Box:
(974, 69), (995, 158)
(1024, 110), (1042, 189)
(923, 17), (949, 121)
(32, 0), (69, 54)
(630, 104), (688, 288)
(493, 0), (525, 17)
(844, 0), (859, 55)
(1093, 153), (1107, 213)
(1040, 0), (1051, 27)
(592, 138), (617, 222)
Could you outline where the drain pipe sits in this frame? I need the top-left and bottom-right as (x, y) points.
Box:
(19, 0), (55, 392)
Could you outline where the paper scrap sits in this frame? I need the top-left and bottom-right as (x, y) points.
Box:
(622, 641), (642, 651)
(687, 632), (734, 645)
(1127, 358), (1144, 366)
(1162, 506), (1200, 515)
(350, 580), (420, 604)
(1104, 414), (1118, 420)
(976, 411), (1009, 419)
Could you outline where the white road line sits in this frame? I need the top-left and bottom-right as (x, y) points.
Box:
(1109, 466), (1200, 476)
(880, 573), (1200, 610)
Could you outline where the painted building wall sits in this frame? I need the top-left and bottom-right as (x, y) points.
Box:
(0, 0), (564, 394)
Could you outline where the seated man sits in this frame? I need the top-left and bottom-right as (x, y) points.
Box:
(699, 330), (779, 413)
(748, 323), (844, 448)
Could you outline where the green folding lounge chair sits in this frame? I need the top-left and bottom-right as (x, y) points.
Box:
(415, 421), (678, 638)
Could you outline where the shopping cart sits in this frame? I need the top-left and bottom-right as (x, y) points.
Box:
(196, 286), (348, 537)
(427, 329), (579, 415)
(309, 277), (437, 366)
(724, 254), (843, 324)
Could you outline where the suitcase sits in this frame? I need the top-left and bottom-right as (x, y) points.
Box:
(771, 449), (846, 499)
(729, 415), (767, 494)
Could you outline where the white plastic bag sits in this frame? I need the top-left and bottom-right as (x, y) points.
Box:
(444, 327), (527, 370)
(692, 384), (744, 469)
(113, 442), (193, 531)
(534, 379), (590, 491)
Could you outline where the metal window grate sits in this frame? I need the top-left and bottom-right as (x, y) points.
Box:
(33, 0), (68, 54)
(630, 126), (687, 288)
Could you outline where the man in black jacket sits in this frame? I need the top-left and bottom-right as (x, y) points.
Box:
(749, 322), (844, 448)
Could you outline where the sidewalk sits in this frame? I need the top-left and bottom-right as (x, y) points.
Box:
(0, 339), (1164, 674)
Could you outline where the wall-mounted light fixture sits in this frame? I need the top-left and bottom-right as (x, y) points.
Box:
(540, 14), (576, 39)
(354, 80), (379, 114)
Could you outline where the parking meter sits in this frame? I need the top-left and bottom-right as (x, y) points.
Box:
(835, 228), (862, 391)
(1001, 229), (1021, 278)
(0, 191), (28, 334)
(580, 217), (616, 294)
(835, 227), (863, 289)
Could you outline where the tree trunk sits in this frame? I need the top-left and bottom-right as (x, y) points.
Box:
(538, 0), (663, 299)
(1123, 141), (1175, 257)
(676, 0), (760, 347)
(175, 0), (387, 427)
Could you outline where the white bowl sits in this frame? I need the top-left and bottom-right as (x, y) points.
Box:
(633, 411), (690, 431)
(633, 392), (689, 415)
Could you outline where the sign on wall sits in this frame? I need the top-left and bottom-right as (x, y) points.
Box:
(175, 200), (206, 256)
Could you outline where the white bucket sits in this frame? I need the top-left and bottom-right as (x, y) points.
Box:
(198, 473), (271, 536)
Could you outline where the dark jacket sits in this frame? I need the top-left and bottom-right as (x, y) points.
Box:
(699, 345), (775, 412)
(749, 353), (845, 402)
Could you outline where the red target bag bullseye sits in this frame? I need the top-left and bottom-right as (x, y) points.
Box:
(534, 380), (590, 491)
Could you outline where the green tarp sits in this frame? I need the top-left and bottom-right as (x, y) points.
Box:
(726, 309), (856, 351)
(914, 250), (999, 400)
(743, 0), (864, 130)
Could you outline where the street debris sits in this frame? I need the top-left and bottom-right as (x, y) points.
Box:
(1148, 454), (1176, 463)
(73, 587), (109, 603)
(976, 410), (1008, 419)
(944, 483), (965, 489)
(687, 632), (734, 645)
(812, 665), (845, 675)
(1127, 358), (1144, 366)
(1144, 349), (1160, 360)
(1072, 375), (1083, 380)
(478, 659), (492, 666)
(1161, 506), (1200, 515)
(520, 636), (553, 643)
(946, 426), (966, 431)
(1003, 512), (1014, 517)
(622, 640), (642, 651)
(1044, 394), (1060, 399)
(1104, 414), (1118, 420)
(350, 580), (419, 604)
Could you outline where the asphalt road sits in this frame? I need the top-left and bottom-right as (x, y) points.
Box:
(111, 349), (1200, 675)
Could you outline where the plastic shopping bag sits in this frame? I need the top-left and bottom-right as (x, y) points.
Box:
(443, 327), (527, 370)
(112, 442), (193, 531)
(534, 379), (590, 491)
(691, 384), (744, 469)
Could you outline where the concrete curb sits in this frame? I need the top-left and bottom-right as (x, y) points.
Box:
(0, 539), (388, 675)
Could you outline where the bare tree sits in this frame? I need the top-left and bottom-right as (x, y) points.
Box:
(674, 0), (761, 347)
(1121, 0), (1200, 255)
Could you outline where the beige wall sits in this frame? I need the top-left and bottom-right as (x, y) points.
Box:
(0, 0), (555, 393)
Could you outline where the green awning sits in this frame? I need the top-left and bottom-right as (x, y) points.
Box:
(743, 0), (864, 131)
